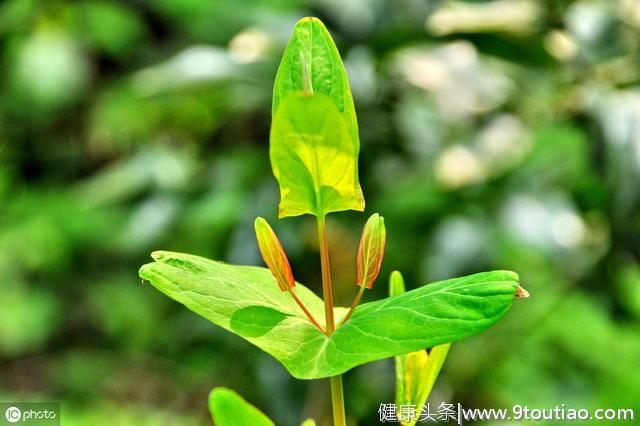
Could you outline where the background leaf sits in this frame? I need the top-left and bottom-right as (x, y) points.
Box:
(209, 387), (274, 426)
(139, 251), (520, 379)
(270, 93), (364, 217)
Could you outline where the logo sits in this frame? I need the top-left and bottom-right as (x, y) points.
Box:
(4, 407), (20, 423)
(1, 403), (59, 425)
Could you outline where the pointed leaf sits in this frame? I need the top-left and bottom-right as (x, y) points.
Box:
(270, 93), (364, 217)
(389, 270), (406, 297)
(391, 271), (451, 426)
(272, 17), (359, 154)
(270, 16), (364, 218)
(209, 387), (274, 426)
(396, 344), (450, 426)
(140, 251), (520, 379)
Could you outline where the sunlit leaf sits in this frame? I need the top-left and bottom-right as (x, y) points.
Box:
(270, 16), (364, 218)
(272, 17), (359, 153)
(270, 93), (364, 218)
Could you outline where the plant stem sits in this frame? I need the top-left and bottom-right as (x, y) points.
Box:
(317, 216), (336, 334)
(330, 375), (346, 426)
(340, 284), (365, 326)
(317, 216), (346, 426)
(287, 288), (326, 334)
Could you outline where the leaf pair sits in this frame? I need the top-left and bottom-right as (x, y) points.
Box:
(139, 251), (520, 380)
(270, 17), (364, 218)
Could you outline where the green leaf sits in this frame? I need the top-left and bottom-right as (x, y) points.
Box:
(395, 345), (450, 426)
(389, 270), (406, 297)
(140, 251), (520, 379)
(208, 387), (274, 426)
(272, 17), (359, 154)
(270, 16), (364, 218)
(270, 93), (364, 218)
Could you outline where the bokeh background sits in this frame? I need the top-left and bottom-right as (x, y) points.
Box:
(1, 0), (639, 424)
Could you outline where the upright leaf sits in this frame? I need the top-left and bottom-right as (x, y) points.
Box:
(389, 270), (406, 297)
(140, 251), (521, 379)
(209, 387), (274, 426)
(396, 345), (451, 426)
(270, 93), (364, 217)
(272, 17), (359, 152)
(391, 271), (451, 426)
(270, 17), (364, 218)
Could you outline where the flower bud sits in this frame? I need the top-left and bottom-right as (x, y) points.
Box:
(356, 213), (386, 289)
(254, 217), (295, 291)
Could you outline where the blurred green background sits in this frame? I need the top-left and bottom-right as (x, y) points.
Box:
(1, 0), (639, 424)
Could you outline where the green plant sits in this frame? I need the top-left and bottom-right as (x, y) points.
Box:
(139, 17), (527, 426)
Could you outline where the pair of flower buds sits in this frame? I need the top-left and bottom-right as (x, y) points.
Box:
(254, 214), (386, 293)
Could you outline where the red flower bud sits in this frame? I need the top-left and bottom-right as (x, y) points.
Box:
(356, 213), (386, 289)
(254, 217), (295, 291)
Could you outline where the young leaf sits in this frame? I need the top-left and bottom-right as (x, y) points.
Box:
(389, 270), (406, 297)
(396, 345), (451, 426)
(390, 271), (451, 426)
(270, 16), (364, 218)
(272, 17), (360, 156)
(209, 387), (274, 426)
(140, 251), (521, 379)
(270, 93), (364, 218)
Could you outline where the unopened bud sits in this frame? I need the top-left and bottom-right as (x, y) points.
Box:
(254, 217), (295, 291)
(356, 213), (386, 289)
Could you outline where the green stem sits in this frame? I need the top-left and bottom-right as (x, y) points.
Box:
(340, 284), (365, 326)
(330, 375), (346, 426)
(317, 216), (346, 426)
(317, 216), (336, 334)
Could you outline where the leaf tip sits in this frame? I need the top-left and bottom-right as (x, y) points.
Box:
(515, 286), (530, 299)
(389, 270), (406, 297)
(150, 250), (170, 262)
(296, 16), (322, 26)
(138, 263), (151, 280)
